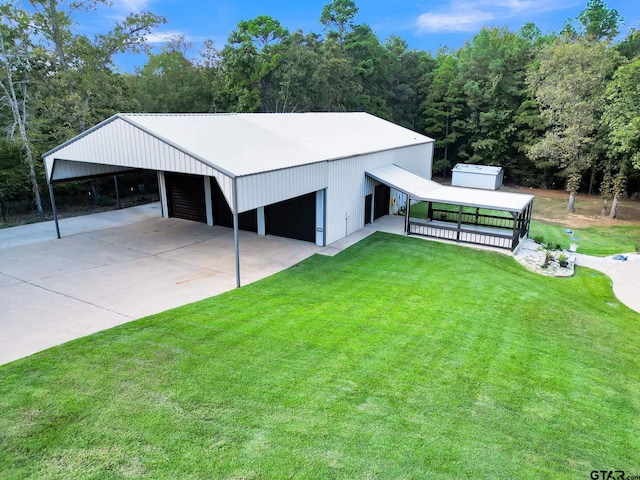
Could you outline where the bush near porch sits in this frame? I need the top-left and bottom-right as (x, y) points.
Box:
(1, 233), (638, 478)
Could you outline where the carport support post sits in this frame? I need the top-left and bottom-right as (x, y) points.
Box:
(113, 175), (121, 209)
(48, 183), (61, 239)
(233, 213), (241, 288)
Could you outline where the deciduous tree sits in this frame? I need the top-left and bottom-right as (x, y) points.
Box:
(602, 58), (640, 217)
(0, 3), (43, 212)
(527, 38), (616, 212)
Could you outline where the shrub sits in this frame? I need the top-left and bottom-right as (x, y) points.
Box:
(533, 235), (545, 244)
(546, 241), (562, 251)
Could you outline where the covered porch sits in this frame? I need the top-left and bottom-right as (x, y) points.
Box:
(366, 165), (534, 251)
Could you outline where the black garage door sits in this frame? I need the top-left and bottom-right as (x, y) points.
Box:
(265, 192), (316, 242)
(166, 172), (206, 223)
(374, 184), (390, 220)
(210, 178), (257, 232)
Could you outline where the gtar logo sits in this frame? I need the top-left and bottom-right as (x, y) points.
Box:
(590, 471), (625, 480)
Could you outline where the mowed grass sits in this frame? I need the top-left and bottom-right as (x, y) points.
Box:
(1, 233), (639, 479)
(409, 202), (510, 220)
(530, 220), (640, 256)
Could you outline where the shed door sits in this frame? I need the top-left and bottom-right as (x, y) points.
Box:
(210, 178), (258, 232)
(166, 173), (206, 223)
(265, 192), (316, 242)
(374, 184), (390, 220)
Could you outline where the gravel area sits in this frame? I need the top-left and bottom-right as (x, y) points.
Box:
(513, 239), (575, 277)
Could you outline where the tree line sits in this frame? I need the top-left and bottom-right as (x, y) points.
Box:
(1, 0), (639, 219)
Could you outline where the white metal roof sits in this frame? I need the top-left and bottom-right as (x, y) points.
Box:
(44, 112), (433, 179)
(452, 163), (503, 176)
(366, 163), (442, 198)
(366, 165), (533, 213)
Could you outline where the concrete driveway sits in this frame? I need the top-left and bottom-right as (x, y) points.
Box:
(0, 203), (324, 365)
(4, 204), (636, 366)
(575, 253), (640, 314)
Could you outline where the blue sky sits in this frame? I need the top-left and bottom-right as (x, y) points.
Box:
(75, 0), (640, 71)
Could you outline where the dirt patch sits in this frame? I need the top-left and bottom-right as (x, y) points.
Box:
(430, 177), (640, 228)
(506, 186), (640, 228)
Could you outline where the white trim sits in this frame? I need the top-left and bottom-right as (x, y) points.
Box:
(204, 177), (213, 226)
(257, 207), (266, 236)
(157, 171), (169, 218)
(316, 190), (325, 246)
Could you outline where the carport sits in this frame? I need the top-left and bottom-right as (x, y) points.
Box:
(43, 113), (434, 288)
(366, 165), (534, 251)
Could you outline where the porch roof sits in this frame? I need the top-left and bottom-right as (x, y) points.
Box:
(366, 164), (534, 213)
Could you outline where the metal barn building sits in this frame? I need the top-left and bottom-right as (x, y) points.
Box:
(452, 164), (504, 190)
(43, 112), (435, 284)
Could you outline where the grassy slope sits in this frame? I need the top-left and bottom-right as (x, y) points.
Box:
(530, 220), (639, 256)
(1, 233), (639, 479)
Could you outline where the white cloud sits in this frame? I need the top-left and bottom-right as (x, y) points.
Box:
(145, 30), (185, 44)
(417, 8), (494, 33)
(416, 0), (575, 33)
(115, 0), (152, 14)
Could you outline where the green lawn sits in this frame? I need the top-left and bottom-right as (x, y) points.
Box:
(409, 201), (511, 220)
(1, 233), (639, 478)
(530, 220), (640, 256)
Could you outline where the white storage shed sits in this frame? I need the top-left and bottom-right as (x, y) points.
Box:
(452, 164), (504, 190)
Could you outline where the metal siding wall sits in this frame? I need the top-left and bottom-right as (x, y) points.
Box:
(44, 118), (234, 202)
(48, 160), (133, 181)
(453, 172), (495, 190)
(325, 143), (432, 245)
(236, 163), (328, 213)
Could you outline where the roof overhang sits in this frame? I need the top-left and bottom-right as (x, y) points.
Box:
(366, 164), (533, 213)
(452, 163), (503, 176)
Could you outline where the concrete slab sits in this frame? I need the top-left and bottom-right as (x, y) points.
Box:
(0, 235), (148, 282)
(0, 282), (131, 365)
(159, 230), (322, 282)
(86, 216), (225, 255)
(34, 255), (237, 319)
(0, 204), (324, 365)
(575, 253), (640, 314)
(0, 272), (21, 288)
(0, 202), (161, 248)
